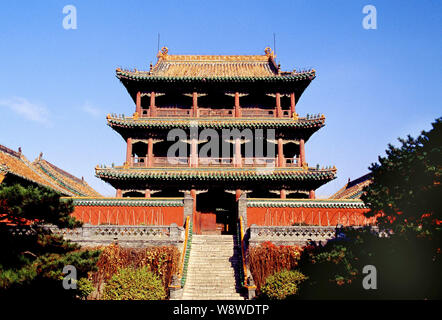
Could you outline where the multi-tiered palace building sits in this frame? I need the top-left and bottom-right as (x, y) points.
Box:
(96, 47), (337, 234)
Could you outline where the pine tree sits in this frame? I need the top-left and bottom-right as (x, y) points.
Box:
(0, 184), (100, 300)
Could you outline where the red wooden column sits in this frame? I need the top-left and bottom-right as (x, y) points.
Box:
(126, 137), (132, 166)
(280, 189), (286, 199)
(150, 92), (156, 117)
(236, 189), (242, 201)
(116, 189), (122, 198)
(290, 92), (296, 117)
(190, 138), (198, 167)
(234, 92), (241, 117)
(277, 138), (285, 167)
(145, 189), (151, 198)
(190, 189), (197, 214)
(234, 138), (242, 167)
(276, 93), (282, 118)
(192, 92), (198, 117)
(309, 190), (315, 199)
(136, 91), (141, 115)
(147, 138), (153, 167)
(299, 138), (305, 167)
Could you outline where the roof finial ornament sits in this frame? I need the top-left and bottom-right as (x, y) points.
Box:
(157, 46), (169, 59)
(38, 152), (43, 160)
(264, 47), (275, 58)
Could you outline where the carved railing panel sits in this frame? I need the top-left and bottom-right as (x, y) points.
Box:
(250, 226), (336, 242)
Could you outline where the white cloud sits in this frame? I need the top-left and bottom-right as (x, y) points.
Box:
(82, 101), (102, 117)
(0, 97), (50, 124)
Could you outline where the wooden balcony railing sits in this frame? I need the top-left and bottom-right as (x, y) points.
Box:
(198, 108), (235, 117)
(136, 107), (292, 118)
(241, 108), (275, 117)
(155, 108), (192, 117)
(285, 157), (301, 167)
(131, 156), (302, 167)
(132, 157), (148, 167)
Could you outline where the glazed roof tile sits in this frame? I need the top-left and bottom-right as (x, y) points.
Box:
(247, 198), (368, 209)
(116, 47), (315, 82)
(33, 158), (101, 197)
(0, 145), (67, 193)
(329, 173), (372, 200)
(66, 197), (184, 207)
(107, 114), (326, 130)
(95, 166), (337, 182)
(0, 144), (100, 197)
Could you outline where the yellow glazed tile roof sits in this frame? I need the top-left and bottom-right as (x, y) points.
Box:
(33, 158), (101, 197)
(329, 173), (372, 200)
(150, 47), (278, 77)
(116, 47), (316, 81)
(0, 145), (67, 193)
(0, 144), (100, 197)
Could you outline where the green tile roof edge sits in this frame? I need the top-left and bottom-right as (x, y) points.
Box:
(116, 71), (316, 82)
(37, 162), (84, 197)
(247, 198), (368, 209)
(107, 117), (325, 129)
(95, 167), (337, 181)
(62, 197), (185, 207)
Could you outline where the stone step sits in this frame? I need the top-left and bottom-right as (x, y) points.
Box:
(186, 280), (238, 282)
(183, 288), (240, 292)
(181, 235), (244, 300)
(182, 297), (244, 300)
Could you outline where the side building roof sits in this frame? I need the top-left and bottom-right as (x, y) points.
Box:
(329, 173), (372, 200)
(33, 157), (101, 197)
(0, 144), (100, 197)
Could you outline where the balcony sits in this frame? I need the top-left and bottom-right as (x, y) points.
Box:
(138, 107), (293, 118)
(131, 156), (301, 168)
(198, 108), (234, 117)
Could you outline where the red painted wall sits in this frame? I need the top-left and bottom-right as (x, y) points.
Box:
(72, 205), (184, 226)
(247, 207), (373, 227)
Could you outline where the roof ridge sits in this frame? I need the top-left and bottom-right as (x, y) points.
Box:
(37, 158), (84, 185)
(20, 155), (71, 195)
(0, 144), (21, 158)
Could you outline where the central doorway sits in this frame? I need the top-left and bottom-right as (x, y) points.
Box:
(195, 189), (237, 235)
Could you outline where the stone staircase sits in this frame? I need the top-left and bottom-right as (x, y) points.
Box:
(181, 235), (245, 300)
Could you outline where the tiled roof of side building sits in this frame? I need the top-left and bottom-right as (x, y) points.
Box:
(33, 157), (101, 197)
(0, 145), (69, 194)
(116, 47), (316, 81)
(329, 173), (372, 200)
(0, 144), (100, 197)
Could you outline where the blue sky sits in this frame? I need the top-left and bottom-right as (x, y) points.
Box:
(0, 0), (441, 197)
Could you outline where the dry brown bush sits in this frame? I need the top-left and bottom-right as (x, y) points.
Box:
(88, 244), (180, 299)
(248, 241), (302, 292)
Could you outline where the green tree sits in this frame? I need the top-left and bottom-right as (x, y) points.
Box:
(362, 117), (441, 234)
(0, 184), (100, 300)
(0, 184), (80, 228)
(297, 117), (442, 299)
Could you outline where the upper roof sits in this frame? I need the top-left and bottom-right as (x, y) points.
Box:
(0, 144), (100, 197)
(116, 47), (316, 83)
(150, 47), (278, 77)
(329, 173), (372, 200)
